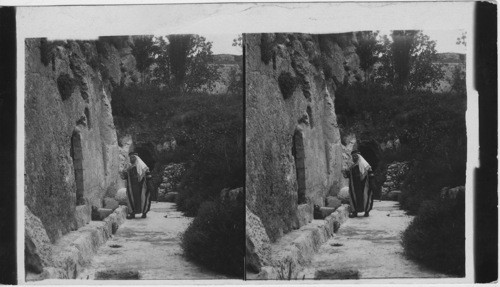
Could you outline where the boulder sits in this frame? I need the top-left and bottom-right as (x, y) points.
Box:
(25, 207), (53, 274)
(74, 205), (91, 229)
(326, 196), (341, 209)
(164, 192), (178, 203)
(92, 207), (114, 221)
(319, 207), (337, 219)
(296, 203), (312, 227)
(104, 197), (119, 211)
(246, 206), (272, 273)
(338, 186), (350, 204)
(256, 266), (278, 280)
(115, 188), (128, 205)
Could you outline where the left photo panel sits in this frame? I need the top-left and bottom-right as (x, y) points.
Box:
(24, 35), (244, 281)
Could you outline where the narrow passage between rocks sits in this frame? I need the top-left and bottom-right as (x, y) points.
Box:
(79, 202), (227, 280)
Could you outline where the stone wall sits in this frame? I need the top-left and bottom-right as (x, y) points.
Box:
(25, 38), (136, 243)
(245, 33), (362, 242)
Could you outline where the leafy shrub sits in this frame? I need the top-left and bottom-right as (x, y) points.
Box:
(278, 72), (298, 99)
(401, 195), (465, 276)
(181, 194), (245, 277)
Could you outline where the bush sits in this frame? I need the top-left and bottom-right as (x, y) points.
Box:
(401, 195), (465, 276)
(181, 194), (245, 277)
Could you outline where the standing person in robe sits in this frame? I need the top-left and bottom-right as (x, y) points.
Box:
(343, 150), (374, 218)
(121, 152), (152, 219)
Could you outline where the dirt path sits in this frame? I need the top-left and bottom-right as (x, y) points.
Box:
(302, 200), (449, 279)
(79, 202), (227, 280)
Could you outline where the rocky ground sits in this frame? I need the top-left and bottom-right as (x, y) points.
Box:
(78, 202), (227, 280)
(301, 200), (449, 280)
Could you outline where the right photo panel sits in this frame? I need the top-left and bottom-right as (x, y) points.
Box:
(245, 32), (466, 280)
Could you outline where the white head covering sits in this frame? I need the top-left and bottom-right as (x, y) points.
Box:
(131, 155), (149, 182)
(354, 154), (371, 180)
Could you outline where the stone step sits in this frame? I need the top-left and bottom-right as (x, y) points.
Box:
(251, 205), (350, 280)
(26, 206), (128, 281)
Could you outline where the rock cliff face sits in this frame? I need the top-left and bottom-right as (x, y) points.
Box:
(25, 37), (137, 244)
(245, 33), (362, 242)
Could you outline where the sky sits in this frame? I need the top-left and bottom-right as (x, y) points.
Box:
(202, 33), (242, 55)
(201, 30), (466, 56)
(422, 30), (466, 54)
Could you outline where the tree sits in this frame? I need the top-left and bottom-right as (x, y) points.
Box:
(226, 66), (243, 96)
(450, 65), (466, 95)
(184, 35), (220, 93)
(167, 35), (220, 93)
(151, 36), (171, 88)
(232, 34), (242, 48)
(131, 36), (155, 84)
(374, 30), (444, 92)
(355, 31), (383, 83)
(456, 31), (466, 47)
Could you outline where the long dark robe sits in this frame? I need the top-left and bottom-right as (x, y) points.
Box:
(125, 167), (151, 214)
(347, 164), (373, 213)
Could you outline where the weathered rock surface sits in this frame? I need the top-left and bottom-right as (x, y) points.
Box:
(115, 188), (128, 205)
(246, 33), (361, 242)
(296, 203), (313, 228)
(103, 197), (119, 211)
(25, 207), (53, 274)
(95, 208), (114, 220)
(326, 196), (341, 209)
(26, 206), (128, 281)
(25, 38), (139, 243)
(74, 205), (91, 229)
(246, 206), (272, 273)
(319, 207), (337, 219)
(248, 204), (350, 280)
(338, 186), (351, 204)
